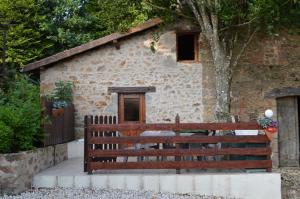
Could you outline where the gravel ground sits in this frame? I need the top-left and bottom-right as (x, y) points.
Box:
(1, 188), (237, 199)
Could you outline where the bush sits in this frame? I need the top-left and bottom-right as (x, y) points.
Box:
(0, 121), (13, 153)
(0, 75), (43, 153)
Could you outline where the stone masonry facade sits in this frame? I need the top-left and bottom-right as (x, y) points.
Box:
(41, 23), (207, 139)
(40, 21), (300, 168)
(230, 32), (300, 167)
(0, 143), (67, 195)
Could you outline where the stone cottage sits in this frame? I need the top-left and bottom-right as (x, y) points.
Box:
(23, 18), (300, 168)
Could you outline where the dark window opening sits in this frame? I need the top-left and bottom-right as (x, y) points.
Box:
(177, 34), (197, 61)
(124, 97), (140, 121)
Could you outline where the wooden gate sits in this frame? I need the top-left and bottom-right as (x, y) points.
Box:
(84, 115), (117, 172)
(43, 99), (75, 146)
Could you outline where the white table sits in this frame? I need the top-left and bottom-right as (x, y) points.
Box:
(138, 131), (176, 149)
(136, 131), (176, 161)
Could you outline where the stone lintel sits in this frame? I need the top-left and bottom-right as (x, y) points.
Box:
(108, 86), (156, 94)
(265, 87), (300, 98)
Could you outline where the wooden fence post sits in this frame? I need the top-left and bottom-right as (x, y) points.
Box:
(84, 116), (87, 172)
(175, 114), (181, 174)
(86, 116), (93, 174)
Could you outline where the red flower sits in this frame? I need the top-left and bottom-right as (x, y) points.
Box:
(266, 127), (277, 133)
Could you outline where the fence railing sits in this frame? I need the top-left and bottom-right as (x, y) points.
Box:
(43, 100), (75, 146)
(84, 115), (117, 172)
(84, 115), (271, 174)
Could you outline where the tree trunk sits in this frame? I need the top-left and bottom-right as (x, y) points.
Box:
(184, 0), (235, 121)
(213, 47), (231, 122)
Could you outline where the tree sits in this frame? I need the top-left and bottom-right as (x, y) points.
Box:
(0, 0), (52, 88)
(0, 0), (51, 68)
(147, 0), (299, 121)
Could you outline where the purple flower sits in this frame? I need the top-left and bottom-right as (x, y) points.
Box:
(269, 121), (278, 128)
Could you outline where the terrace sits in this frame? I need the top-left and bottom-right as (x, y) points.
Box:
(31, 115), (281, 199)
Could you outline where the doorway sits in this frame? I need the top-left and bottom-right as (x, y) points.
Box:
(277, 96), (299, 167)
(118, 93), (145, 137)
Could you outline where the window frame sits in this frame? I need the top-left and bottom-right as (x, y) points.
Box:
(118, 93), (145, 124)
(176, 32), (199, 63)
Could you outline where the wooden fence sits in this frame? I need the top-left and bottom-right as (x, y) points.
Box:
(84, 115), (117, 172)
(84, 115), (271, 174)
(43, 100), (75, 146)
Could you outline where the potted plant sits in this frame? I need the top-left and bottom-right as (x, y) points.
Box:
(257, 110), (278, 140)
(47, 81), (73, 117)
(257, 117), (278, 131)
(52, 101), (67, 116)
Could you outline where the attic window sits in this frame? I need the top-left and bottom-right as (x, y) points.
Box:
(177, 33), (198, 62)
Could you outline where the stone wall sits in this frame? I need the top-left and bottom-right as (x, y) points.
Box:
(41, 24), (206, 139)
(230, 32), (300, 167)
(231, 33), (299, 121)
(0, 143), (67, 195)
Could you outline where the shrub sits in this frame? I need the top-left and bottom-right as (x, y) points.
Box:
(0, 75), (43, 153)
(0, 121), (13, 153)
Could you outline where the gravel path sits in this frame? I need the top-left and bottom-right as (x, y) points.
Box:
(1, 188), (237, 199)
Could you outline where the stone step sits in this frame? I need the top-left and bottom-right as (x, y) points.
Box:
(33, 158), (282, 199)
(67, 139), (84, 158)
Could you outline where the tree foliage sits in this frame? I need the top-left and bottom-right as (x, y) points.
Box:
(85, 0), (152, 35)
(0, 0), (51, 67)
(40, 0), (93, 54)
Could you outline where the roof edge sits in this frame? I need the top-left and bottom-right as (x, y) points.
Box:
(23, 18), (162, 72)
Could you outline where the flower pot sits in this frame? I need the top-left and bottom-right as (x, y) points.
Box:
(52, 108), (64, 117)
(266, 127), (277, 133)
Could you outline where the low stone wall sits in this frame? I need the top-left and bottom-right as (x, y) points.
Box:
(278, 167), (300, 199)
(0, 143), (67, 195)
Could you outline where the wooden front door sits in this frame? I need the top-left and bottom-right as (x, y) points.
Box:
(277, 96), (299, 167)
(118, 93), (145, 137)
